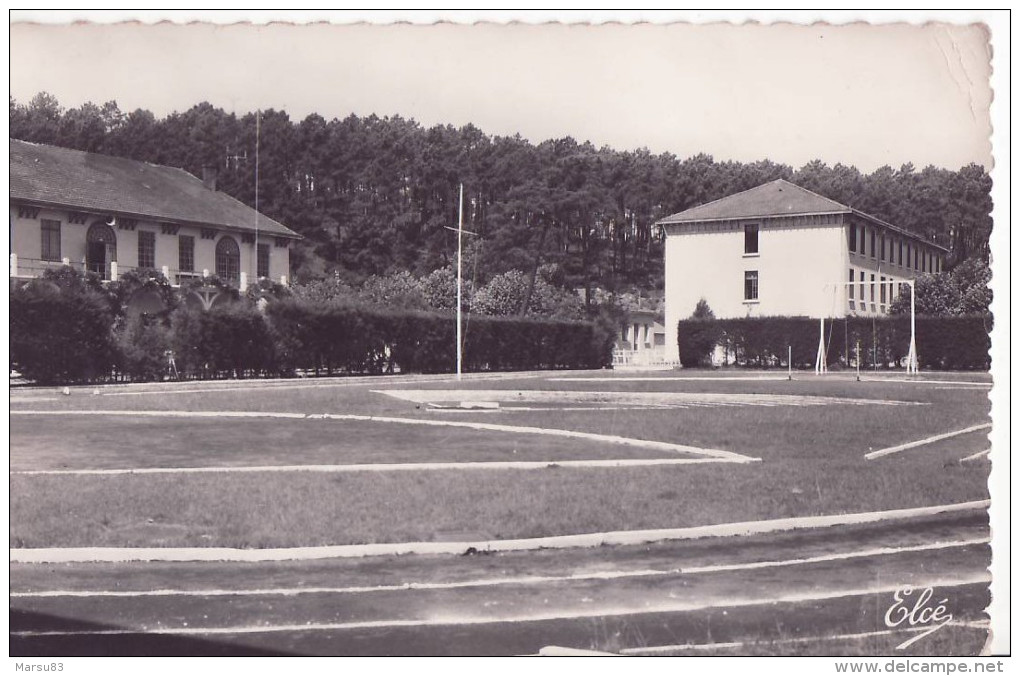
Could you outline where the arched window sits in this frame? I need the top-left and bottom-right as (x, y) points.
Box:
(86, 222), (117, 279)
(215, 236), (240, 284)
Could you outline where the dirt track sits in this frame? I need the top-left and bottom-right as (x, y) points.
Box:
(10, 511), (990, 656)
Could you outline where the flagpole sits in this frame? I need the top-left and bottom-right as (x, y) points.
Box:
(457, 184), (464, 380)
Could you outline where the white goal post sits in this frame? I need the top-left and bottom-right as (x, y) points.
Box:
(816, 279), (917, 375)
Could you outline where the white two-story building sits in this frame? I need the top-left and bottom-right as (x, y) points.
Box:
(657, 179), (948, 360)
(10, 138), (301, 289)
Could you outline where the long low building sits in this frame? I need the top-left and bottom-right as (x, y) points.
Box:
(657, 179), (948, 360)
(9, 138), (301, 288)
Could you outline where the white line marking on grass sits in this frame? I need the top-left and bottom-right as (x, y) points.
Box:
(9, 500), (989, 563)
(548, 376), (791, 382)
(9, 575), (990, 638)
(376, 389), (920, 408)
(10, 538), (988, 599)
(12, 458), (730, 477)
(865, 424), (993, 460)
(11, 409), (757, 464)
(53, 372), (552, 398)
(959, 449), (991, 463)
(427, 405), (674, 412)
(859, 378), (992, 387)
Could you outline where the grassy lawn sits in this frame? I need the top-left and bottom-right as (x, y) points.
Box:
(10, 415), (688, 472)
(9, 373), (993, 549)
(10, 453), (988, 548)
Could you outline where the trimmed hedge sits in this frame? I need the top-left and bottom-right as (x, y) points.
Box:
(265, 299), (611, 376)
(10, 281), (613, 384)
(677, 315), (992, 371)
(10, 281), (118, 384)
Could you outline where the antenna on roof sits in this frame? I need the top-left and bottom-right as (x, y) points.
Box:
(225, 146), (248, 170)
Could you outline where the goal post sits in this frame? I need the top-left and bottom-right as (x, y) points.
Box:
(816, 279), (917, 375)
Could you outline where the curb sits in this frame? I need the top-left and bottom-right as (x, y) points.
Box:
(10, 499), (989, 564)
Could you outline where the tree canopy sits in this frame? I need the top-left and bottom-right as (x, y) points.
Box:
(11, 94), (993, 296)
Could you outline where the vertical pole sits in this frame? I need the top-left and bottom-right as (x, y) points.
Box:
(856, 340), (861, 381)
(788, 345), (792, 380)
(456, 183), (464, 380)
(254, 110), (260, 281)
(815, 317), (827, 375)
(907, 279), (918, 374)
(9, 253), (17, 278)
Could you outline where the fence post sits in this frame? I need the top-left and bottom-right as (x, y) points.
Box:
(280, 275), (288, 287)
(161, 265), (170, 280)
(9, 253), (17, 277)
(110, 261), (118, 281)
(239, 271), (248, 292)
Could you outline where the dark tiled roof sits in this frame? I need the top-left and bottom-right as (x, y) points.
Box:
(658, 179), (848, 223)
(9, 139), (300, 238)
(658, 178), (947, 252)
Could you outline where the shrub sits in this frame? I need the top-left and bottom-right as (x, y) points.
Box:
(10, 277), (118, 384)
(169, 303), (276, 379)
(678, 314), (991, 371)
(678, 300), (721, 367)
(115, 313), (171, 382)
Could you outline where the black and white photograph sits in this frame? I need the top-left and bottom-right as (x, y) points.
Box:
(7, 10), (1009, 669)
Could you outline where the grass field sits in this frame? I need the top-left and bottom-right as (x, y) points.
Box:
(10, 370), (991, 550)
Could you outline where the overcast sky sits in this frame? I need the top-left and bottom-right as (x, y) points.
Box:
(9, 16), (994, 173)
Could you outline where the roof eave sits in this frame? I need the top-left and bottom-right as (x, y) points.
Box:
(657, 209), (850, 226)
(9, 195), (303, 240)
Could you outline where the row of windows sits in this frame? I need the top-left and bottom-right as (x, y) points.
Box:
(36, 220), (271, 279)
(847, 223), (940, 273)
(847, 267), (907, 313)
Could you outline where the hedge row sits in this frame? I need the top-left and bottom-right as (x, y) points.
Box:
(677, 315), (992, 370)
(10, 282), (612, 384)
(265, 299), (611, 376)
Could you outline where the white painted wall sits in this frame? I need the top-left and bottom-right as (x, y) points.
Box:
(664, 221), (847, 360)
(10, 204), (292, 285)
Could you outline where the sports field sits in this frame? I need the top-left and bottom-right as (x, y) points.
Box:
(10, 369), (993, 656)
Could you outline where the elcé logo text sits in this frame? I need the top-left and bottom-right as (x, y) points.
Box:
(884, 586), (953, 650)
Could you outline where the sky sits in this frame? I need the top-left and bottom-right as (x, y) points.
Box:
(8, 12), (995, 173)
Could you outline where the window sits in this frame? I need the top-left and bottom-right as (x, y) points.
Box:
(848, 225), (857, 253)
(898, 241), (904, 266)
(215, 236), (240, 283)
(40, 219), (61, 261)
(870, 230), (877, 258)
(921, 251), (927, 273)
(138, 231), (156, 269)
(880, 235), (886, 261)
(870, 274), (876, 302)
(179, 235), (194, 272)
(880, 276), (887, 304)
(848, 268), (855, 299)
(257, 243), (270, 279)
(744, 223), (759, 255)
(744, 270), (759, 301)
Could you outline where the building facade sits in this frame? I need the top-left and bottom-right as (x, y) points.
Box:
(10, 139), (300, 289)
(658, 179), (947, 360)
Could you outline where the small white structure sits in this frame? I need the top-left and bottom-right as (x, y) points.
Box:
(658, 180), (947, 361)
(613, 309), (674, 369)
